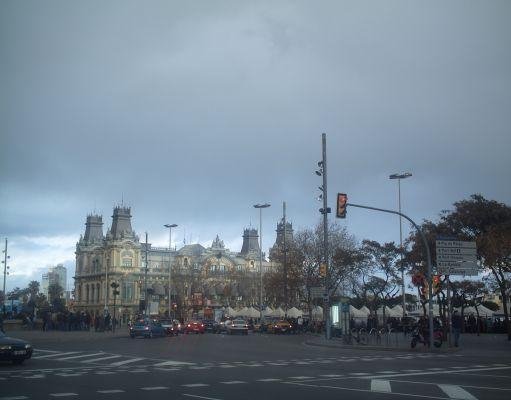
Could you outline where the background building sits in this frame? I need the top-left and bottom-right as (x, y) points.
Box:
(73, 206), (290, 323)
(41, 264), (67, 298)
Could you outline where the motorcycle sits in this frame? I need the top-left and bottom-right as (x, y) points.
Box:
(410, 326), (443, 348)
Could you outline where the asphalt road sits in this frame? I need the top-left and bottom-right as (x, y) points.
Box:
(1, 330), (511, 400)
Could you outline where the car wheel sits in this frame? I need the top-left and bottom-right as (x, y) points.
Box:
(12, 359), (24, 365)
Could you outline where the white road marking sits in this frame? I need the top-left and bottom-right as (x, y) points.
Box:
(371, 379), (392, 393)
(55, 373), (84, 377)
(0, 397), (29, 400)
(182, 383), (209, 387)
(350, 372), (370, 376)
(49, 394), (78, 397)
(33, 352), (80, 359)
(109, 357), (145, 367)
(154, 360), (195, 366)
(128, 369), (149, 373)
(289, 376), (314, 379)
(320, 374), (343, 378)
(244, 364), (263, 367)
(24, 374), (45, 379)
(81, 355), (122, 363)
(140, 387), (169, 391)
(378, 371), (398, 374)
(220, 381), (246, 385)
(57, 353), (105, 361)
(154, 367), (180, 372)
(439, 384), (478, 400)
(97, 390), (125, 394)
(189, 366), (210, 370)
(182, 394), (223, 400)
(257, 378), (282, 382)
(95, 371), (117, 375)
(359, 365), (511, 380)
(218, 365), (236, 368)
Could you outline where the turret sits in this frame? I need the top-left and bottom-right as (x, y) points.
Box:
(83, 214), (104, 244)
(240, 228), (260, 255)
(109, 206), (135, 240)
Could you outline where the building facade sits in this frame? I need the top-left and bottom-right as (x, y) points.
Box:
(41, 264), (67, 298)
(73, 206), (290, 322)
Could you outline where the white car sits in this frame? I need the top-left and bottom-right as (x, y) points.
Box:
(228, 319), (249, 335)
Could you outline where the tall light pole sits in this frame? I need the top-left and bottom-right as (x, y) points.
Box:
(2, 239), (10, 315)
(164, 223), (178, 318)
(389, 172), (412, 318)
(254, 203), (270, 320)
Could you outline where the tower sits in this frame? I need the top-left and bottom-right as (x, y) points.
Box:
(109, 206), (134, 240)
(239, 228), (260, 256)
(83, 214), (104, 244)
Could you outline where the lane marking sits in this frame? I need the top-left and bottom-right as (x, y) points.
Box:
(154, 360), (196, 366)
(182, 394), (223, 400)
(386, 379), (511, 392)
(218, 365), (236, 368)
(55, 373), (84, 377)
(378, 371), (399, 374)
(33, 352), (80, 359)
(24, 374), (45, 379)
(182, 383), (209, 387)
(0, 397), (29, 400)
(49, 394), (78, 397)
(95, 371), (116, 375)
(257, 378), (281, 382)
(320, 374), (343, 378)
(359, 366), (511, 380)
(289, 376), (314, 379)
(97, 390), (125, 394)
(371, 379), (392, 393)
(438, 384), (478, 400)
(140, 387), (169, 391)
(57, 353), (105, 361)
(81, 355), (122, 363)
(220, 381), (246, 385)
(109, 358), (145, 367)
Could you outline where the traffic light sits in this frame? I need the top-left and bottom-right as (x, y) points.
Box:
(336, 193), (347, 218)
(432, 275), (441, 295)
(319, 263), (327, 277)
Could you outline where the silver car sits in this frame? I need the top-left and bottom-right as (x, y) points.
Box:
(228, 319), (249, 335)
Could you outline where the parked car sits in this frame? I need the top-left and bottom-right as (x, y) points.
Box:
(129, 318), (166, 338)
(217, 319), (232, 334)
(228, 318), (249, 335)
(0, 331), (33, 364)
(184, 320), (205, 334)
(268, 320), (293, 334)
(159, 319), (180, 336)
(202, 319), (216, 333)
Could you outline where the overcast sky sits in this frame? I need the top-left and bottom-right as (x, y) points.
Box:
(1, 1), (510, 292)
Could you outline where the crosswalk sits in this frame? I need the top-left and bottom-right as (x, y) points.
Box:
(30, 349), (460, 370)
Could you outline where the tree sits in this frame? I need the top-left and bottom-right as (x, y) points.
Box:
(441, 194), (511, 340)
(359, 240), (402, 324)
(451, 280), (488, 334)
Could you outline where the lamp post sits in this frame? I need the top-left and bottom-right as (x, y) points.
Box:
(389, 172), (412, 318)
(164, 224), (178, 318)
(2, 239), (10, 316)
(110, 282), (120, 333)
(254, 203), (270, 320)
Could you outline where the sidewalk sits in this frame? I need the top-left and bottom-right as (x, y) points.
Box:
(305, 332), (511, 356)
(4, 328), (128, 344)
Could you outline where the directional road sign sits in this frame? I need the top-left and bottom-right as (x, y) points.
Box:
(436, 239), (477, 276)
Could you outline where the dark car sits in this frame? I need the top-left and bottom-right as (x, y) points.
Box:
(129, 318), (166, 338)
(184, 320), (205, 334)
(0, 331), (33, 364)
(202, 319), (216, 333)
(159, 319), (180, 336)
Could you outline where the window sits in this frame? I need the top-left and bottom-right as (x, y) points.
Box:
(122, 258), (132, 267)
(122, 281), (134, 301)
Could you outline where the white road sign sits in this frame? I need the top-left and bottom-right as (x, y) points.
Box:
(435, 239), (478, 276)
(436, 240), (477, 249)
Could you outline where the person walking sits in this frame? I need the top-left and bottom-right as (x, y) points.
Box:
(452, 310), (462, 347)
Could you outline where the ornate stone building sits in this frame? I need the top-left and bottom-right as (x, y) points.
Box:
(73, 206), (290, 322)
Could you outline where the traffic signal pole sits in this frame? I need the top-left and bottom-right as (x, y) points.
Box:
(321, 134), (331, 340)
(346, 202), (434, 349)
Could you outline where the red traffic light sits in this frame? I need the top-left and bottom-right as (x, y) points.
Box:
(336, 193), (347, 218)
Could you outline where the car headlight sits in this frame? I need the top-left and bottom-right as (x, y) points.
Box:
(0, 345), (12, 350)
(25, 344), (32, 349)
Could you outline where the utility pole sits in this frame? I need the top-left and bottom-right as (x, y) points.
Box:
(144, 232), (149, 316)
(2, 239), (9, 315)
(321, 133), (331, 340)
(283, 202), (288, 315)
(164, 224), (178, 318)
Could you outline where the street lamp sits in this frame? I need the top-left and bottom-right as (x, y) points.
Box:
(389, 172), (412, 318)
(253, 203), (270, 320)
(164, 223), (178, 318)
(2, 238), (10, 316)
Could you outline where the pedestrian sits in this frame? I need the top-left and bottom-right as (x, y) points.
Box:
(452, 310), (462, 347)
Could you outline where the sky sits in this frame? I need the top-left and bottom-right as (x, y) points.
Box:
(1, 1), (510, 293)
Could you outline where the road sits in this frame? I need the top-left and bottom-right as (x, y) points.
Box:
(1, 330), (510, 400)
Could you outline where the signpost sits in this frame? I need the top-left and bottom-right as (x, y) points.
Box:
(435, 240), (477, 276)
(436, 239), (478, 348)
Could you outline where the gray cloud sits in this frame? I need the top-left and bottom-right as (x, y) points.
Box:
(1, 1), (510, 289)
